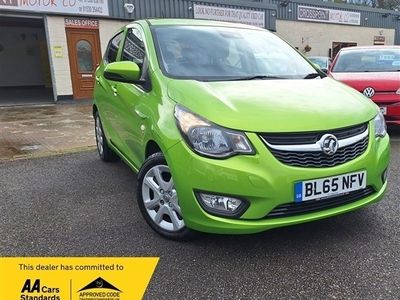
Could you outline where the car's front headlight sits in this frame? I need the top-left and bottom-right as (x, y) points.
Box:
(374, 110), (387, 138)
(174, 105), (254, 158)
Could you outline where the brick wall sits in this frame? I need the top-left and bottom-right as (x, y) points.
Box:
(98, 19), (128, 56)
(276, 20), (396, 57)
(46, 15), (72, 97)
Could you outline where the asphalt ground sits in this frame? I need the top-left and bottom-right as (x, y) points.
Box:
(1, 129), (400, 300)
(0, 103), (94, 161)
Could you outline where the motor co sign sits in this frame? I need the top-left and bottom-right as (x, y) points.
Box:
(0, 0), (109, 16)
(194, 4), (265, 28)
(298, 6), (360, 26)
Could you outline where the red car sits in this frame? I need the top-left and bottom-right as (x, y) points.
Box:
(330, 46), (400, 125)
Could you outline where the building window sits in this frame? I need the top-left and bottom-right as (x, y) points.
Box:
(332, 42), (357, 59)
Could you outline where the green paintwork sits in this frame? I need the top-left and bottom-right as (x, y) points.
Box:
(104, 61), (141, 83)
(167, 78), (377, 132)
(94, 19), (390, 234)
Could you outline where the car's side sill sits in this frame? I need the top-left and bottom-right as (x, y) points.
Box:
(109, 140), (139, 173)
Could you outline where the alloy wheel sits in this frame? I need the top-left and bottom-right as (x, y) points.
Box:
(95, 116), (104, 156)
(141, 165), (185, 232)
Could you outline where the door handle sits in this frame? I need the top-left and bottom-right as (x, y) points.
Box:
(111, 85), (118, 96)
(95, 76), (105, 89)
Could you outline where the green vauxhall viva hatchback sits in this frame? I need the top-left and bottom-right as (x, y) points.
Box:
(93, 19), (390, 240)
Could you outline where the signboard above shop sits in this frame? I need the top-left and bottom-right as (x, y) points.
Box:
(193, 4), (265, 28)
(298, 5), (360, 26)
(65, 17), (99, 29)
(0, 0), (108, 16)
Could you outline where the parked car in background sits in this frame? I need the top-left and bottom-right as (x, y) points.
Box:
(330, 46), (400, 125)
(308, 56), (331, 73)
(93, 19), (390, 240)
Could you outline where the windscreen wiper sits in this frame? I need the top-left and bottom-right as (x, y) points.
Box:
(303, 73), (322, 79)
(226, 75), (289, 81)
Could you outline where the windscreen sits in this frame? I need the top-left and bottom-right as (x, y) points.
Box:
(152, 25), (317, 81)
(332, 48), (400, 73)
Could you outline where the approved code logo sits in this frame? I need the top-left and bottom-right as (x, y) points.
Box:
(78, 277), (121, 300)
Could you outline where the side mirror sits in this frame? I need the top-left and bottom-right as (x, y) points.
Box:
(104, 61), (141, 84)
(321, 68), (328, 74)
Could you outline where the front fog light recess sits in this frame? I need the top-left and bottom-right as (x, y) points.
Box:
(197, 193), (247, 217)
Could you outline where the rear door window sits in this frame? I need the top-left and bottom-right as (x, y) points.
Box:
(121, 28), (146, 71)
(105, 32), (123, 64)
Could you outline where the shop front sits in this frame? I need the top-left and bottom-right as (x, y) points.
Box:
(0, 15), (52, 104)
(0, 0), (128, 103)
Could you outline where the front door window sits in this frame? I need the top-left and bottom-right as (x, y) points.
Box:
(76, 39), (93, 72)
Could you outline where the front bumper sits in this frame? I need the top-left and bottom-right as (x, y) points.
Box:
(372, 94), (400, 125)
(165, 123), (390, 234)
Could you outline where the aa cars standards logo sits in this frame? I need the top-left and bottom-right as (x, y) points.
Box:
(78, 277), (121, 300)
(20, 279), (60, 300)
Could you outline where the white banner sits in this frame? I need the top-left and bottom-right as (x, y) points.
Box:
(193, 4), (265, 28)
(0, 0), (109, 16)
(298, 5), (360, 26)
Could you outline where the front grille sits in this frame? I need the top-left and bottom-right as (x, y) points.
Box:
(261, 123), (367, 145)
(268, 136), (368, 168)
(264, 186), (375, 218)
(259, 123), (369, 168)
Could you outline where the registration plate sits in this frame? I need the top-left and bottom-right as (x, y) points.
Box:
(294, 171), (367, 202)
(379, 107), (387, 115)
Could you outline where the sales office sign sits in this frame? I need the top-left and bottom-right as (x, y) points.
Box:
(298, 5), (361, 26)
(0, 0), (109, 16)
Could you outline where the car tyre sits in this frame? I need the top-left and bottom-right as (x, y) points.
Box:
(137, 152), (196, 241)
(94, 111), (118, 162)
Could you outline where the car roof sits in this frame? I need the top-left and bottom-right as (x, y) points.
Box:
(127, 18), (265, 30)
(339, 45), (400, 51)
(308, 56), (330, 59)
